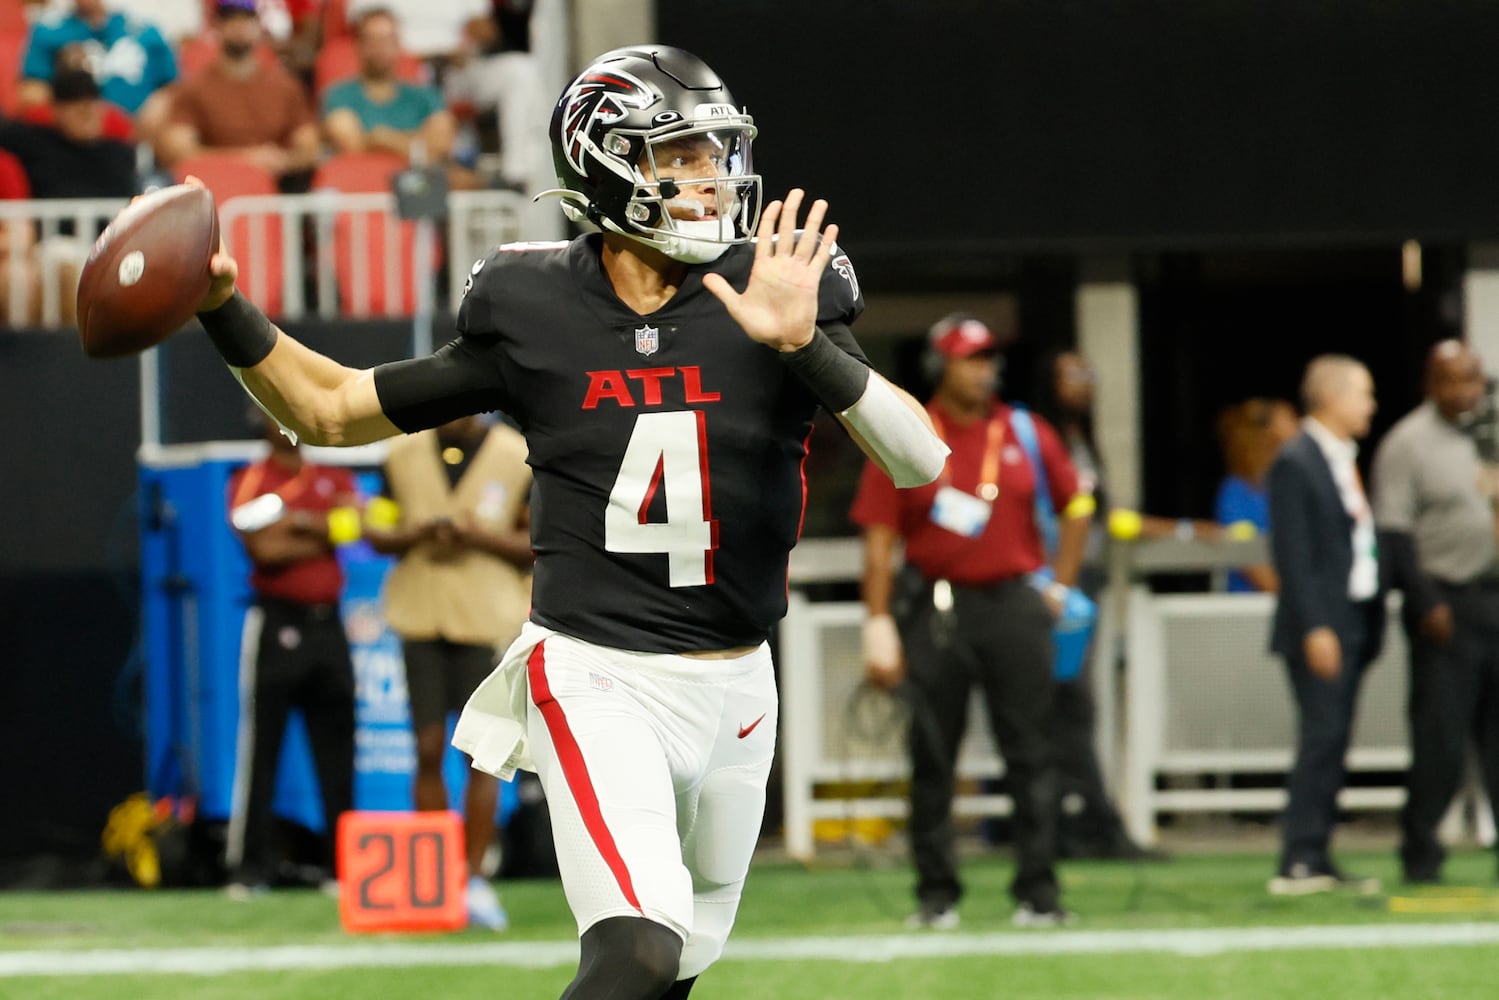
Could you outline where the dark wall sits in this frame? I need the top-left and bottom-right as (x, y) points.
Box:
(659, 0), (1499, 276)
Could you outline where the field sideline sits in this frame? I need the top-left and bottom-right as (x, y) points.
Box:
(1, 851), (1496, 999)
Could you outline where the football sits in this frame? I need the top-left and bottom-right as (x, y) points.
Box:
(77, 185), (220, 359)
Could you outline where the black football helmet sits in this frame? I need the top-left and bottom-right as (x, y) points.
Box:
(542, 45), (761, 263)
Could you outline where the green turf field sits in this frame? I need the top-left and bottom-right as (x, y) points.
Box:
(2, 849), (1497, 999)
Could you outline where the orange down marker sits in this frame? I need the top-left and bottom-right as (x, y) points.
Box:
(336, 811), (467, 933)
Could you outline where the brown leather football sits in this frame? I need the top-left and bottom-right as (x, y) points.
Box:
(77, 185), (219, 358)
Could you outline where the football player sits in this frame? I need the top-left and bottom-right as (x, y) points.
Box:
(190, 45), (948, 1000)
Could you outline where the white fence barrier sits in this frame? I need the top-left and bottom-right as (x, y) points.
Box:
(0, 197), (128, 329)
(0, 189), (528, 330)
(778, 541), (1493, 861)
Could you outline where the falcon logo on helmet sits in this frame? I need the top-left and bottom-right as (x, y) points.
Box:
(560, 70), (658, 177)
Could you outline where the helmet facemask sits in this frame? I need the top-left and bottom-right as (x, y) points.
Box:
(620, 120), (761, 263)
(547, 112), (762, 264)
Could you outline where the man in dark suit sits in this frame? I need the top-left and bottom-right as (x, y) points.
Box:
(1267, 355), (1384, 896)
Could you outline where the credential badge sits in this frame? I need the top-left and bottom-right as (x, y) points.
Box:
(634, 324), (660, 356)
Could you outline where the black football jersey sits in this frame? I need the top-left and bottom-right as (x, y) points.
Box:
(373, 233), (867, 653)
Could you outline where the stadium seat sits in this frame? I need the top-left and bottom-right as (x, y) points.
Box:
(322, 0), (353, 41)
(314, 151), (440, 318)
(0, 31), (26, 116)
(173, 153), (286, 318)
(0, 148), (30, 200)
(314, 34), (427, 98)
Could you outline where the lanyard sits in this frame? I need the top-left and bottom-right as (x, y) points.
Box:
(930, 411), (1006, 502)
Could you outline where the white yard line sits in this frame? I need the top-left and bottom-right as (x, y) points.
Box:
(3, 922), (1499, 977)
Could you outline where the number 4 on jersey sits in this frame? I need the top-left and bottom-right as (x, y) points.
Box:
(605, 410), (719, 587)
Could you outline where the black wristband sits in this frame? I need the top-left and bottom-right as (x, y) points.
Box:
(198, 291), (277, 368)
(778, 327), (870, 412)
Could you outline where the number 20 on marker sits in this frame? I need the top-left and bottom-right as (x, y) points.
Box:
(337, 811), (467, 933)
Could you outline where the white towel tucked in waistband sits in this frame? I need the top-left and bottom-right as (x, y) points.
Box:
(451, 624), (547, 780)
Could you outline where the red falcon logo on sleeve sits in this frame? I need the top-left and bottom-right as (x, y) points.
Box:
(560, 70), (659, 175)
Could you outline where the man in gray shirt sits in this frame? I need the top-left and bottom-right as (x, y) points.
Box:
(1372, 339), (1499, 884)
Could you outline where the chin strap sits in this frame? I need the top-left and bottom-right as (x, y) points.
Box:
(536, 188), (730, 262)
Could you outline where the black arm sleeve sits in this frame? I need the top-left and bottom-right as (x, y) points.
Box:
(372, 333), (511, 434)
(820, 320), (870, 366)
(779, 321), (873, 413)
(1379, 528), (1444, 620)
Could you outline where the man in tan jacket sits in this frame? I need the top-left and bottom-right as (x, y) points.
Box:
(370, 414), (532, 929)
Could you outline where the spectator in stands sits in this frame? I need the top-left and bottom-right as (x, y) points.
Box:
(1372, 340), (1499, 885)
(0, 69), (137, 199)
(1266, 355), (1384, 897)
(157, 0), (321, 192)
(1215, 397), (1299, 592)
(321, 6), (470, 184)
(225, 411), (359, 899)
(346, 0), (487, 65)
(367, 413), (534, 930)
(1032, 349), (1158, 861)
(442, 0), (544, 188)
(17, 0), (177, 141)
(852, 314), (1086, 930)
(0, 69), (138, 328)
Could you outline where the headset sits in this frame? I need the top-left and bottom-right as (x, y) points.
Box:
(922, 312), (1001, 387)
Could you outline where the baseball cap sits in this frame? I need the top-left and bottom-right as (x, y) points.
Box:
(216, 0), (259, 16)
(50, 69), (101, 103)
(928, 313), (999, 359)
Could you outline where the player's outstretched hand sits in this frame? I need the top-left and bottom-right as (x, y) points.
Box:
(702, 188), (837, 352)
(181, 174), (239, 313)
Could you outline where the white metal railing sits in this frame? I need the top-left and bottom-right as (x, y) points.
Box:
(217, 188), (529, 321)
(0, 189), (529, 331)
(1119, 588), (1413, 843)
(0, 196), (129, 329)
(778, 539), (1494, 861)
(781, 589), (1015, 862)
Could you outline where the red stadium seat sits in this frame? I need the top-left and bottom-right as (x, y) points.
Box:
(314, 35), (427, 98)
(322, 0), (353, 41)
(173, 153), (286, 318)
(0, 148), (31, 200)
(0, 5), (25, 34)
(313, 151), (441, 318)
(0, 31), (26, 116)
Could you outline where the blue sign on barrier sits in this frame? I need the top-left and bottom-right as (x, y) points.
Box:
(142, 451), (513, 841)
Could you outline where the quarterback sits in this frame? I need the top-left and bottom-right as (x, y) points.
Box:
(190, 45), (947, 1000)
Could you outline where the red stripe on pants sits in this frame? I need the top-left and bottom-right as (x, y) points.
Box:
(527, 641), (643, 913)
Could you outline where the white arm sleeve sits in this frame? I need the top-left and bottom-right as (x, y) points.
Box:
(840, 375), (949, 488)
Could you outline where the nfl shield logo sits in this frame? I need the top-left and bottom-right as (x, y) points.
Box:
(634, 324), (660, 356)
